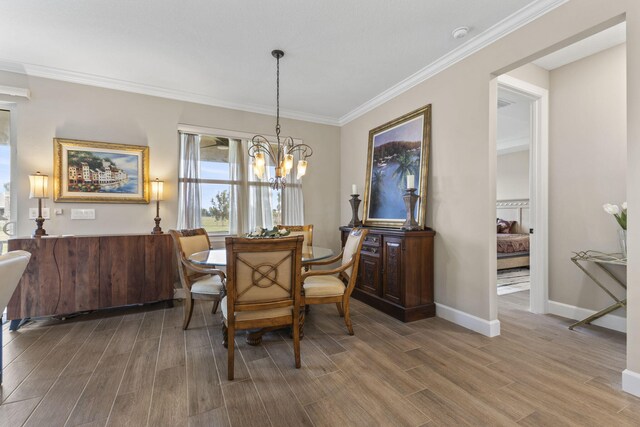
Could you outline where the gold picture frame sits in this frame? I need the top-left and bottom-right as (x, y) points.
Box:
(362, 105), (431, 228)
(54, 138), (150, 203)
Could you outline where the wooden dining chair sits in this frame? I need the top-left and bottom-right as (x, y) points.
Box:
(277, 224), (313, 248)
(222, 235), (304, 380)
(301, 228), (368, 335)
(0, 250), (31, 384)
(170, 229), (226, 330)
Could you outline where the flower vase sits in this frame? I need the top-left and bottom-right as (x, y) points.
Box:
(618, 229), (627, 258)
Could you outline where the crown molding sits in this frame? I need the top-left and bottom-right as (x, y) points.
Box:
(496, 199), (529, 209)
(0, 59), (340, 126)
(338, 0), (568, 126)
(0, 0), (566, 129)
(0, 84), (30, 99)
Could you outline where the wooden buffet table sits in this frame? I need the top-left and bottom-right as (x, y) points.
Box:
(340, 226), (435, 322)
(7, 233), (178, 329)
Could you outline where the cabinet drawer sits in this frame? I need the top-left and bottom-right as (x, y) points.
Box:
(363, 234), (382, 246)
(361, 245), (380, 255)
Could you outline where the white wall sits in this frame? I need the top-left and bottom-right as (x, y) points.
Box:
(340, 0), (640, 385)
(496, 150), (529, 201)
(0, 71), (342, 252)
(548, 43), (627, 313)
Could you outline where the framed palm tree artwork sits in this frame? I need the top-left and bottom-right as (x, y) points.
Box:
(363, 105), (431, 228)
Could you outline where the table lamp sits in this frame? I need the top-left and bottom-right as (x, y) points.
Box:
(29, 171), (49, 237)
(151, 178), (164, 234)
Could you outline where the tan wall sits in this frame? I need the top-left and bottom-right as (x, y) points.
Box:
(0, 72), (342, 252)
(496, 150), (529, 201)
(506, 63), (550, 90)
(548, 44), (627, 312)
(340, 0), (638, 374)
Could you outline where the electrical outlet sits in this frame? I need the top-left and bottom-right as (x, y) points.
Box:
(29, 207), (50, 219)
(71, 209), (96, 220)
(54, 208), (63, 215)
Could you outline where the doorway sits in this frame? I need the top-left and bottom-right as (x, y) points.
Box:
(496, 76), (549, 314)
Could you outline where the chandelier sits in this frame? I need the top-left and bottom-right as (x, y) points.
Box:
(249, 49), (313, 190)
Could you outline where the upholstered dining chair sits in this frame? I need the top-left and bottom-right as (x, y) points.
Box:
(170, 229), (225, 330)
(301, 228), (368, 335)
(223, 235), (304, 380)
(0, 250), (31, 384)
(277, 224), (313, 248)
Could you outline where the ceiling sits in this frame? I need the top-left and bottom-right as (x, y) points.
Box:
(497, 21), (627, 154)
(533, 22), (626, 70)
(0, 0), (566, 125)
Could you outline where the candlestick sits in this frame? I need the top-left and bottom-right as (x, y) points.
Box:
(348, 194), (363, 227)
(401, 189), (421, 230)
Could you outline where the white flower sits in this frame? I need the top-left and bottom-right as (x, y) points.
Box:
(254, 226), (264, 234)
(278, 228), (288, 235)
(622, 202), (628, 211)
(603, 204), (620, 215)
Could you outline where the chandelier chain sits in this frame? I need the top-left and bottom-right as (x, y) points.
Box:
(276, 53), (282, 141)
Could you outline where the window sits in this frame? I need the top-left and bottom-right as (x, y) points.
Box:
(0, 109), (11, 254)
(178, 130), (304, 235)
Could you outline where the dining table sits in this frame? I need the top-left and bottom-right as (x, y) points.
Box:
(188, 245), (334, 267)
(187, 244), (335, 345)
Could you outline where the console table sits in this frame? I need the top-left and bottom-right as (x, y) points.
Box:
(7, 234), (178, 329)
(339, 226), (435, 322)
(569, 250), (626, 330)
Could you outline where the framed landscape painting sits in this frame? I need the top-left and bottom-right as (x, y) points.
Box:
(363, 104), (431, 228)
(54, 138), (149, 203)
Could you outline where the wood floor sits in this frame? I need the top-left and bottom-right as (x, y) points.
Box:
(1, 293), (638, 426)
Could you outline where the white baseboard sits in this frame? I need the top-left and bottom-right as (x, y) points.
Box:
(623, 369), (640, 398)
(436, 303), (501, 337)
(548, 300), (626, 333)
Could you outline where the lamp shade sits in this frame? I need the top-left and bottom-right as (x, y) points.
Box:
(151, 178), (164, 201)
(296, 160), (307, 180)
(29, 172), (49, 199)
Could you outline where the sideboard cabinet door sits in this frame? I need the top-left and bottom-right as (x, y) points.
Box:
(382, 236), (403, 305)
(359, 253), (381, 296)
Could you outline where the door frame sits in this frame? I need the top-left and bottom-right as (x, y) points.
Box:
(496, 75), (549, 314)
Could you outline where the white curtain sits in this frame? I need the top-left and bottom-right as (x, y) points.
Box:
(177, 132), (201, 229)
(282, 151), (305, 225)
(229, 139), (274, 235)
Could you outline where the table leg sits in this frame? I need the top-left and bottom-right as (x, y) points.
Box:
(9, 318), (29, 331)
(568, 299), (627, 330)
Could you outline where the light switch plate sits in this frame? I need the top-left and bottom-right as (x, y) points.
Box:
(71, 208), (95, 220)
(29, 207), (50, 219)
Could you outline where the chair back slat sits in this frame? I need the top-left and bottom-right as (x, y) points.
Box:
(341, 228), (368, 278)
(225, 236), (303, 315)
(170, 228), (212, 288)
(278, 224), (313, 247)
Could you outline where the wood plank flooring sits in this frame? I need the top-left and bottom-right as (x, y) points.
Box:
(1, 292), (638, 426)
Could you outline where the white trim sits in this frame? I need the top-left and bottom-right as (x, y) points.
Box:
(622, 369), (640, 398)
(497, 75), (549, 315)
(0, 59), (338, 126)
(496, 199), (529, 209)
(0, 102), (19, 238)
(436, 303), (501, 337)
(548, 300), (627, 333)
(339, 0), (568, 125)
(0, 85), (30, 99)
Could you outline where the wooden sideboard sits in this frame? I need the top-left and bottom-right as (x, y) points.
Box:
(340, 226), (435, 322)
(7, 234), (178, 321)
